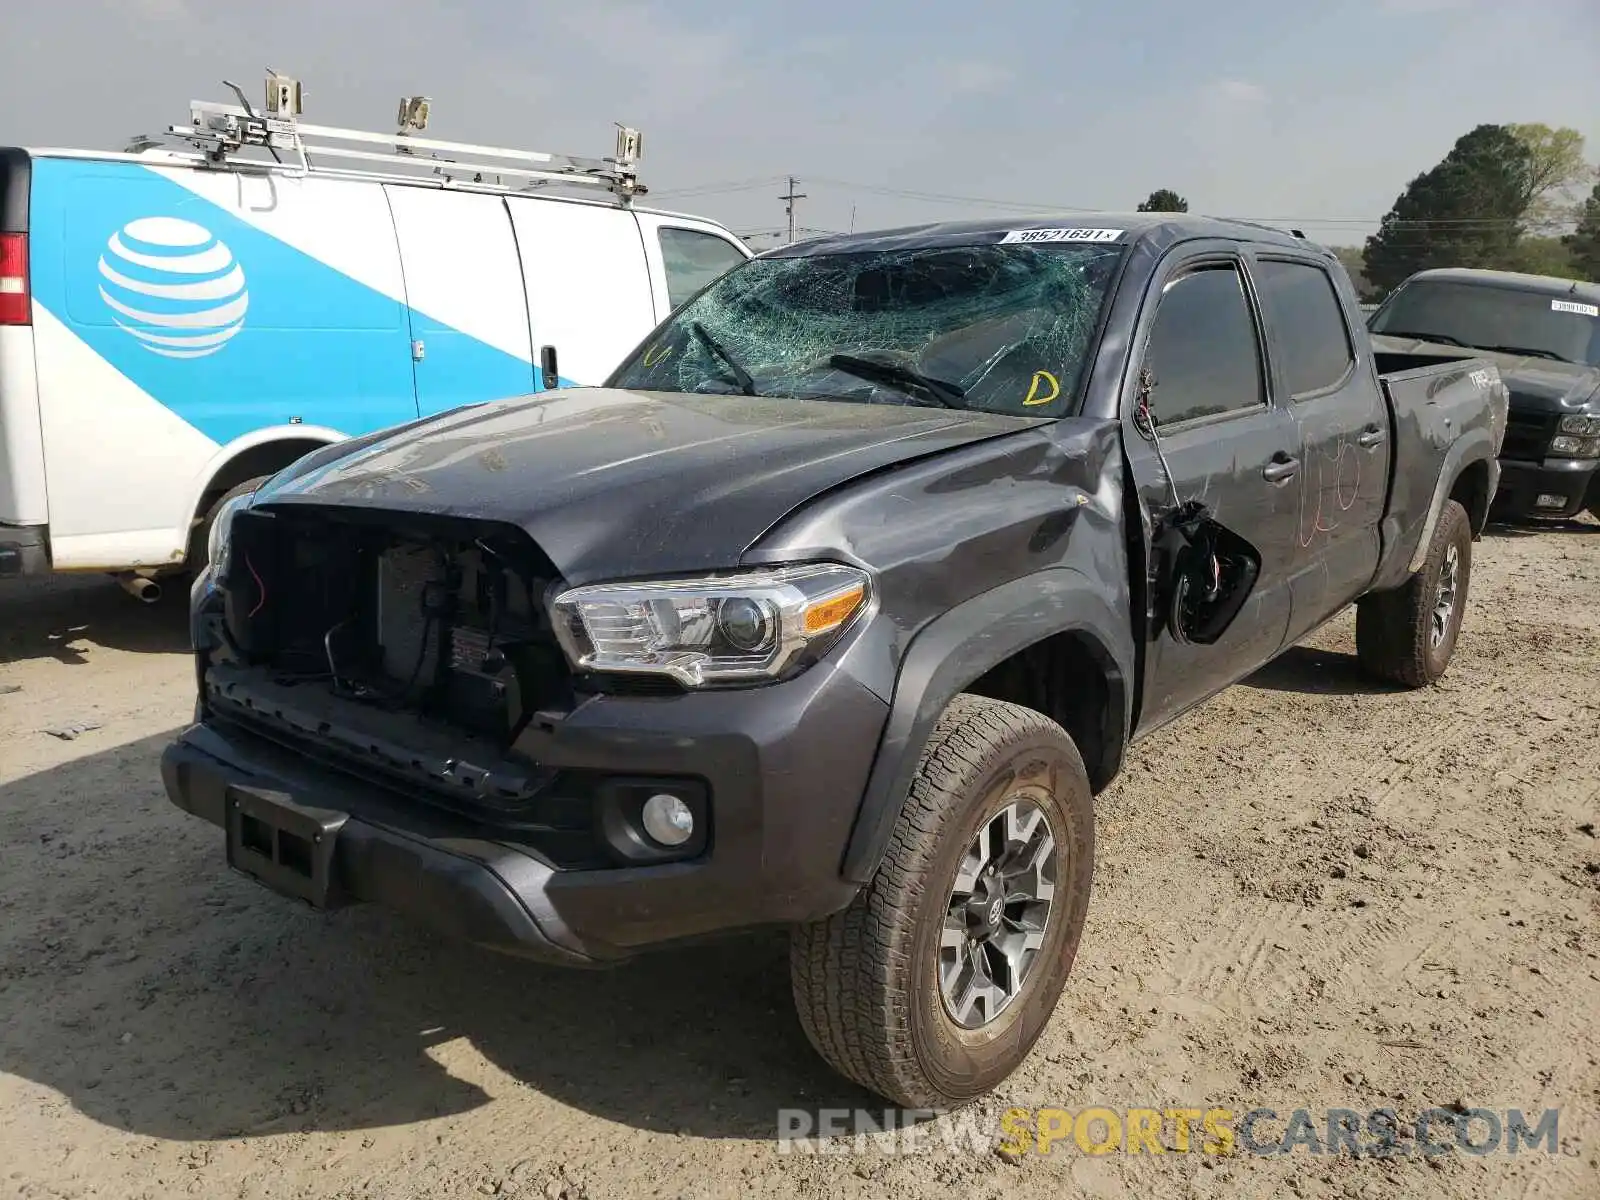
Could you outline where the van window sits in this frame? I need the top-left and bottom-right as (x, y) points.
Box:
(1254, 259), (1355, 396)
(659, 228), (747, 309)
(1143, 262), (1266, 426)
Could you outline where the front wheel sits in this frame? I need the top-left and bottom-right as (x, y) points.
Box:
(1356, 498), (1473, 688)
(789, 693), (1095, 1109)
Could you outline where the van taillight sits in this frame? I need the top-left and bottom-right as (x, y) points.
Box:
(0, 233), (29, 325)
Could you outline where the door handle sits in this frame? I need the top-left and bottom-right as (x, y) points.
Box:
(1357, 427), (1386, 448)
(1262, 456), (1300, 484)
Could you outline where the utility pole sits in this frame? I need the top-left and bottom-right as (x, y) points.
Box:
(780, 176), (806, 244)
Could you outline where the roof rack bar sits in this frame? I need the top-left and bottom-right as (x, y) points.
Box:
(301, 144), (630, 189)
(154, 73), (645, 202)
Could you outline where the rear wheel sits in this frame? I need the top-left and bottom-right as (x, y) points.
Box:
(187, 476), (268, 575)
(789, 693), (1095, 1109)
(1356, 498), (1472, 688)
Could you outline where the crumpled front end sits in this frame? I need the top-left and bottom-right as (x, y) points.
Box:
(171, 501), (885, 959)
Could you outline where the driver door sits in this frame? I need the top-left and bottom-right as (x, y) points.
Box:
(1123, 252), (1303, 730)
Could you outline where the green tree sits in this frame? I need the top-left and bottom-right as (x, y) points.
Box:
(1137, 189), (1189, 213)
(1508, 235), (1575, 279)
(1363, 124), (1532, 294)
(1564, 181), (1600, 281)
(1329, 246), (1375, 301)
(1509, 124), (1589, 229)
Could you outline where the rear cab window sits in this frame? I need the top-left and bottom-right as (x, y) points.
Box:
(1143, 261), (1267, 427)
(658, 228), (748, 309)
(1253, 258), (1356, 396)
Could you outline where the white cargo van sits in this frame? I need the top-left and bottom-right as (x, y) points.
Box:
(0, 76), (751, 590)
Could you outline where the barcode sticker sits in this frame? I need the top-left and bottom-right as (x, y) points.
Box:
(1551, 299), (1599, 316)
(1000, 228), (1124, 244)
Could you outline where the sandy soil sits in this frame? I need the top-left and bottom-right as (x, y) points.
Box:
(2, 517), (1597, 1200)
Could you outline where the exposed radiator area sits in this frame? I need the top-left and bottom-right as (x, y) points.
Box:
(220, 507), (573, 748)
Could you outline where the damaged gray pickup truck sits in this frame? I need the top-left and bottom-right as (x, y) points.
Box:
(162, 214), (1508, 1109)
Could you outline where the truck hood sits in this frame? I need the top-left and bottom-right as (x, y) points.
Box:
(254, 388), (1048, 584)
(1371, 334), (1600, 414)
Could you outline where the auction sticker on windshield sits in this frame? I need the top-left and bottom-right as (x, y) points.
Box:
(1551, 299), (1599, 317)
(1000, 228), (1124, 244)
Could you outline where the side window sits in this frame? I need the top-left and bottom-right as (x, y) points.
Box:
(1254, 259), (1355, 396)
(659, 228), (747, 309)
(1143, 262), (1266, 427)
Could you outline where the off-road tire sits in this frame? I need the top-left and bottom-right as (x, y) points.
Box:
(1356, 498), (1472, 688)
(789, 693), (1095, 1109)
(187, 476), (269, 575)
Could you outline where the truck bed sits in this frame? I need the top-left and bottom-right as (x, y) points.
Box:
(1368, 350), (1507, 592)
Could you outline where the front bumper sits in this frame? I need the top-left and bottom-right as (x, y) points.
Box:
(1493, 456), (1600, 520)
(0, 522), (49, 577)
(161, 658), (887, 964)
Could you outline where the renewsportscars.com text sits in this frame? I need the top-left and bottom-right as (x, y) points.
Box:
(775, 1105), (1561, 1158)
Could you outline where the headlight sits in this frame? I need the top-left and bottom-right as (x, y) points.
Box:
(551, 563), (871, 687)
(207, 492), (255, 575)
(1549, 434), (1600, 458)
(1557, 415), (1600, 437)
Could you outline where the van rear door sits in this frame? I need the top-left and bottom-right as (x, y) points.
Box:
(506, 198), (656, 388)
(382, 185), (537, 417)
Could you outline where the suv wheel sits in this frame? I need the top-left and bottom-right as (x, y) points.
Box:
(789, 693), (1094, 1109)
(1355, 498), (1473, 688)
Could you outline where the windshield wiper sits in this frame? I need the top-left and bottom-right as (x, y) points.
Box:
(827, 354), (966, 409)
(1476, 344), (1574, 363)
(1376, 329), (1467, 347)
(689, 322), (756, 395)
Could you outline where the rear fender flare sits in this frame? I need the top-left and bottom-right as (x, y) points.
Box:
(840, 569), (1134, 885)
(1403, 431), (1498, 580)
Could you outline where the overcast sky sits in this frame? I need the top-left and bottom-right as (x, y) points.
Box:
(4, 0), (1597, 247)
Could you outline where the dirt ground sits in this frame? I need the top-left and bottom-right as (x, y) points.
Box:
(2, 517), (1598, 1200)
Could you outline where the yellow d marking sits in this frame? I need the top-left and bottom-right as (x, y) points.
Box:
(1023, 370), (1060, 407)
(643, 344), (673, 367)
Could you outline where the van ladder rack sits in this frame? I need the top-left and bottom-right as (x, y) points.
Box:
(147, 72), (646, 203)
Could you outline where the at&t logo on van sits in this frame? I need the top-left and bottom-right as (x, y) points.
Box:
(97, 217), (249, 359)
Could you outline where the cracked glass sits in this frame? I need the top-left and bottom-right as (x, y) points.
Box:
(608, 242), (1125, 418)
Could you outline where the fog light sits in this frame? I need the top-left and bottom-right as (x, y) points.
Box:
(641, 793), (695, 846)
(1536, 494), (1567, 509)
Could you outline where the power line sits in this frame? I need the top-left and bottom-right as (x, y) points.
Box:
(806, 176), (1101, 214)
(649, 175), (789, 200)
(658, 171), (1557, 235)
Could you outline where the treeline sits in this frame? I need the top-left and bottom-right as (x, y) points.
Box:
(1137, 123), (1600, 300)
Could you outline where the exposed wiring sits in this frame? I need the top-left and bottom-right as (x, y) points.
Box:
(323, 617), (353, 693)
(245, 554), (267, 619)
(400, 615), (435, 705)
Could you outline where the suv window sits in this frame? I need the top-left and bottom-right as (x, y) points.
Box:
(1255, 259), (1355, 395)
(1143, 262), (1266, 427)
(659, 228), (747, 309)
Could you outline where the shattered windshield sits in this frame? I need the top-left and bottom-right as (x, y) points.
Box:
(607, 242), (1124, 417)
(1370, 280), (1600, 367)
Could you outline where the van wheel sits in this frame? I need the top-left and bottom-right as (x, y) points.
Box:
(188, 476), (268, 575)
(1356, 498), (1472, 688)
(789, 693), (1094, 1109)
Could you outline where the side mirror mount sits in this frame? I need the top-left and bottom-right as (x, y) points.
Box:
(539, 345), (561, 390)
